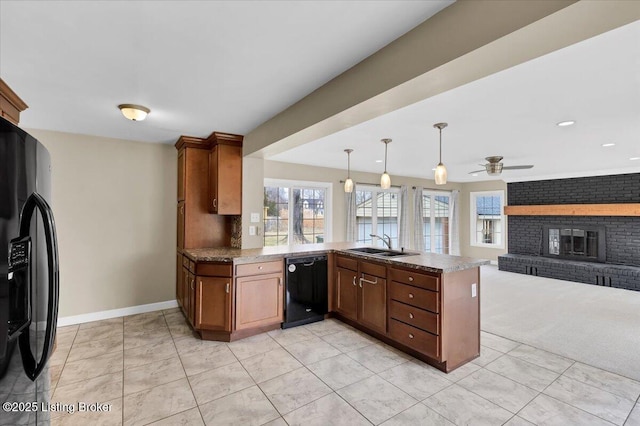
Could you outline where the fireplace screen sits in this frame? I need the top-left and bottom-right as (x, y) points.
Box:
(544, 225), (605, 262)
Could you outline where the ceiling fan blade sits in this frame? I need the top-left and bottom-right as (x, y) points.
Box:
(468, 169), (486, 174)
(502, 165), (534, 170)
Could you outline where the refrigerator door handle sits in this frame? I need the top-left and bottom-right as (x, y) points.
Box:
(17, 193), (59, 381)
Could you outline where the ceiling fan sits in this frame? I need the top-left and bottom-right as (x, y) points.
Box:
(469, 156), (534, 176)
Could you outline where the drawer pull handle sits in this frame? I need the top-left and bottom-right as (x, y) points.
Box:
(409, 313), (414, 319)
(408, 293), (414, 299)
(408, 276), (414, 282)
(258, 266), (263, 270)
(409, 333), (414, 339)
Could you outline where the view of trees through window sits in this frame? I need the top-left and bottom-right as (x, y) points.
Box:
(264, 186), (326, 246)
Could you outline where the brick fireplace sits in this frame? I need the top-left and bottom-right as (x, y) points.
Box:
(498, 173), (640, 290)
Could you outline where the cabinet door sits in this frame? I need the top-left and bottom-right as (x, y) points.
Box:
(208, 145), (219, 214)
(335, 267), (358, 321)
(236, 273), (283, 330)
(177, 149), (185, 202)
(176, 253), (184, 309)
(359, 272), (387, 334)
(216, 144), (242, 215)
(180, 267), (190, 318)
(177, 201), (185, 249)
(195, 276), (231, 331)
(187, 271), (196, 326)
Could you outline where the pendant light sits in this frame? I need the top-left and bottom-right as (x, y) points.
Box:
(433, 123), (448, 185)
(380, 138), (392, 189)
(344, 149), (354, 193)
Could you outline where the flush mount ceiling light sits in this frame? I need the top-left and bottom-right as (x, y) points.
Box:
(344, 149), (354, 193)
(557, 120), (575, 127)
(630, 157), (640, 161)
(433, 122), (448, 185)
(380, 138), (392, 189)
(602, 143), (616, 147)
(118, 104), (150, 121)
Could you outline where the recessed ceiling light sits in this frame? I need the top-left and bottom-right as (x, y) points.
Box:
(601, 143), (616, 147)
(557, 120), (575, 127)
(630, 157), (640, 161)
(375, 160), (383, 163)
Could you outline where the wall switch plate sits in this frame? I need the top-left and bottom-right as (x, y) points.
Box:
(250, 213), (260, 223)
(471, 283), (477, 298)
(249, 226), (256, 236)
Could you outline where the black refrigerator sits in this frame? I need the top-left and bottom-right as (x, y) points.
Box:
(0, 117), (59, 425)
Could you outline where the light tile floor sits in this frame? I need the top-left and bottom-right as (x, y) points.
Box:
(49, 310), (640, 426)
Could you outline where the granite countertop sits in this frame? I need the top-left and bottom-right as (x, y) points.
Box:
(183, 242), (489, 273)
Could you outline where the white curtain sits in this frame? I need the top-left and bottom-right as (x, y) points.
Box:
(413, 187), (425, 251)
(398, 185), (409, 250)
(345, 184), (357, 242)
(449, 189), (461, 255)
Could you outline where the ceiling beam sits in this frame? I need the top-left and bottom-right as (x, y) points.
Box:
(244, 0), (640, 158)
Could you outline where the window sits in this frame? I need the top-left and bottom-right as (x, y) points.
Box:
(470, 190), (504, 248)
(263, 179), (330, 247)
(423, 192), (450, 254)
(355, 186), (399, 248)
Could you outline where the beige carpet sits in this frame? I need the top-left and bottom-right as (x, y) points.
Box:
(480, 265), (640, 381)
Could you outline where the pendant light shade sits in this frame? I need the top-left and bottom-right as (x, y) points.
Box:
(118, 104), (150, 121)
(344, 149), (354, 193)
(380, 138), (392, 189)
(433, 123), (448, 185)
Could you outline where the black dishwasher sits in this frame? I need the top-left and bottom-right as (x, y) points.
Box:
(283, 255), (328, 329)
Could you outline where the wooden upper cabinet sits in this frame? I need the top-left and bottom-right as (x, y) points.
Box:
(208, 133), (243, 215)
(0, 78), (28, 125)
(177, 149), (185, 202)
(177, 201), (185, 249)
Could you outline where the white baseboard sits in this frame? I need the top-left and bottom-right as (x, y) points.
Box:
(57, 300), (179, 327)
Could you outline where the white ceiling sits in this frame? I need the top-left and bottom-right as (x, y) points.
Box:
(1, 2), (638, 183)
(0, 0), (452, 143)
(271, 20), (640, 182)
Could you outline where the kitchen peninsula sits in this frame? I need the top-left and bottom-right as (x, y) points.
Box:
(179, 243), (488, 373)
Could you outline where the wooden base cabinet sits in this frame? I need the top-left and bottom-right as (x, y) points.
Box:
(196, 277), (231, 331)
(235, 273), (283, 330)
(335, 256), (387, 334)
(333, 254), (480, 373)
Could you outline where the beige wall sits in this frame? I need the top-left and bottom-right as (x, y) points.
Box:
(27, 129), (176, 317)
(459, 180), (508, 262)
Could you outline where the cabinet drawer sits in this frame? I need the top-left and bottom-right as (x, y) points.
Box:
(389, 281), (439, 313)
(389, 268), (439, 292)
(360, 261), (386, 279)
(236, 260), (283, 277)
(182, 256), (190, 269)
(196, 263), (232, 277)
(389, 300), (439, 335)
(336, 256), (358, 272)
(389, 319), (439, 359)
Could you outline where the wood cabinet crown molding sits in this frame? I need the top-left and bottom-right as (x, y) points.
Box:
(504, 204), (640, 217)
(0, 78), (28, 111)
(175, 131), (244, 150)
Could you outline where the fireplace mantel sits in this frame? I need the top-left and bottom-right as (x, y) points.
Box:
(504, 204), (640, 217)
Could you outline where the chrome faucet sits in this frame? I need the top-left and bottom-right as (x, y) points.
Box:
(370, 233), (392, 249)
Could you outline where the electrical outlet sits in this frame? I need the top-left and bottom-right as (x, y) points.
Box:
(471, 283), (477, 298)
(249, 226), (256, 236)
(250, 213), (260, 223)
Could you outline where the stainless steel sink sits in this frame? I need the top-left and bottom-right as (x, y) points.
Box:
(345, 247), (419, 258)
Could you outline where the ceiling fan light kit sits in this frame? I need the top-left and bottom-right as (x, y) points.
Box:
(433, 122), (448, 185)
(380, 138), (392, 189)
(468, 155), (534, 176)
(344, 148), (354, 193)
